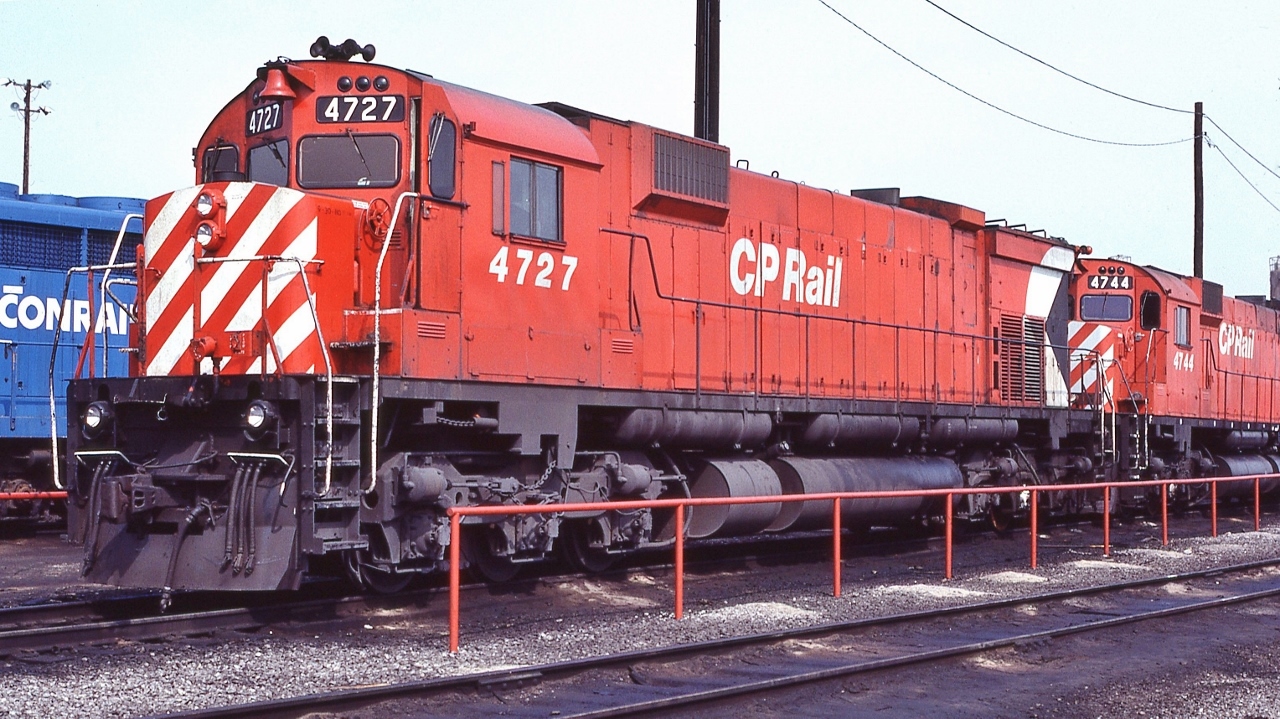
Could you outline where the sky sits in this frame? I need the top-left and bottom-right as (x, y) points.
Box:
(1, 1), (1277, 296)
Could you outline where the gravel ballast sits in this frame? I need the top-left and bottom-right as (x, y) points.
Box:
(1, 522), (1279, 718)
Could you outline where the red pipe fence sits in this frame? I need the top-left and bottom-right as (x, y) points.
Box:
(443, 473), (1277, 651)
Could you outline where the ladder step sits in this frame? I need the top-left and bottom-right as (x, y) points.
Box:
(315, 458), (361, 468)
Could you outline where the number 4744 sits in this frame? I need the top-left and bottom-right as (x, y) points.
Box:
(488, 246), (578, 291)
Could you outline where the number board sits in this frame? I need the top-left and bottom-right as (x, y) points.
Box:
(1087, 274), (1132, 290)
(316, 95), (405, 124)
(246, 102), (284, 136)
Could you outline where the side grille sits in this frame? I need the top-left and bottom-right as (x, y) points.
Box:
(653, 134), (729, 204)
(998, 315), (1045, 404)
(611, 337), (635, 354)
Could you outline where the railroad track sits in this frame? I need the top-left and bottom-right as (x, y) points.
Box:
(0, 528), (911, 657)
(140, 556), (1280, 719)
(1, 511), (1264, 660)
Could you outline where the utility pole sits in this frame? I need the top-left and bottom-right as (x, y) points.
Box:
(5, 79), (52, 195)
(694, 0), (720, 142)
(1193, 101), (1204, 279)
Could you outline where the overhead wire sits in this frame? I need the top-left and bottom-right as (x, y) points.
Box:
(921, 0), (1191, 115)
(922, 0), (1280, 197)
(815, 0), (1193, 147)
(1207, 136), (1280, 215)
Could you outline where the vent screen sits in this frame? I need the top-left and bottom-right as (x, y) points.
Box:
(654, 134), (729, 204)
(998, 315), (1045, 404)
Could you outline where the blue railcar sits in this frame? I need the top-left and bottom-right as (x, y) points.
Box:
(0, 181), (142, 522)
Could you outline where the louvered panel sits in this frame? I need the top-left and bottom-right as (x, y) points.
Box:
(999, 316), (1026, 402)
(1022, 317), (1045, 404)
(417, 321), (447, 340)
(611, 337), (635, 354)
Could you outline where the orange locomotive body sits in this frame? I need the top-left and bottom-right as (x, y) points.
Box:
(1069, 258), (1280, 494)
(67, 42), (1276, 593)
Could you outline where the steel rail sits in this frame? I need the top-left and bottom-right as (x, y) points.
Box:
(568, 577), (1280, 718)
(141, 556), (1280, 719)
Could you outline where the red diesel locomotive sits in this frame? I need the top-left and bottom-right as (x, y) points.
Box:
(67, 40), (1279, 593)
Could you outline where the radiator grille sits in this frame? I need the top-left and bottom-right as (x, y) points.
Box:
(998, 315), (1045, 403)
(653, 134), (729, 204)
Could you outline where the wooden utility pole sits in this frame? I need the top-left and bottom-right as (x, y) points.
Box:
(5, 79), (52, 195)
(1193, 101), (1204, 278)
(694, 0), (720, 143)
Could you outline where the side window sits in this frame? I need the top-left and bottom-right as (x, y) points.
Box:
(428, 115), (456, 200)
(202, 144), (243, 182)
(491, 161), (505, 235)
(1139, 290), (1161, 330)
(247, 139), (289, 187)
(1175, 305), (1191, 346)
(509, 158), (562, 242)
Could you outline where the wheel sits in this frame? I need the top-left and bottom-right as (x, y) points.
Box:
(359, 563), (413, 594)
(463, 526), (521, 582)
(344, 552), (412, 594)
(561, 519), (616, 573)
(989, 495), (1015, 533)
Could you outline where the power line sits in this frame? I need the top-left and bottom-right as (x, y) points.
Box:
(1208, 137), (1280, 216)
(921, 0), (1280, 190)
(1205, 116), (1280, 184)
(816, 0), (1193, 148)
(922, 0), (1191, 115)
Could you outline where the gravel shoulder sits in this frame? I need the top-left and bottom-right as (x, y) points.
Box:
(1, 517), (1278, 718)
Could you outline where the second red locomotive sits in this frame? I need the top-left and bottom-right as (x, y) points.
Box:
(67, 40), (1279, 594)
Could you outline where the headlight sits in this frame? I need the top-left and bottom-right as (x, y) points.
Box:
(82, 401), (114, 439)
(194, 221), (225, 252)
(243, 400), (278, 440)
(195, 193), (215, 217)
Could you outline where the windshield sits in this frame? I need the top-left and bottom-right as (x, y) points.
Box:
(1080, 294), (1133, 322)
(248, 139), (290, 187)
(202, 144), (242, 182)
(297, 133), (399, 189)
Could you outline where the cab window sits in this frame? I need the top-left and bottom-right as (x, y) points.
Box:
(428, 116), (456, 200)
(202, 144), (243, 182)
(1174, 305), (1191, 346)
(1139, 291), (1161, 330)
(1080, 294), (1132, 322)
(297, 134), (400, 189)
(248, 139), (289, 187)
(509, 158), (562, 242)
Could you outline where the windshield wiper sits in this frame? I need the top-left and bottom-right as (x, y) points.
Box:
(346, 129), (374, 185)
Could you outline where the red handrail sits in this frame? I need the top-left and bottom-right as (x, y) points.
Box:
(0, 492), (67, 501)
(444, 472), (1278, 652)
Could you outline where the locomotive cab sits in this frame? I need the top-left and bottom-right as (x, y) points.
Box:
(1070, 258), (1202, 416)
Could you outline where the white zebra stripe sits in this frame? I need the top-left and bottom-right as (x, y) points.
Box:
(143, 187), (201, 265)
(272, 297), (318, 364)
(145, 237), (195, 337)
(146, 305), (194, 376)
(199, 187), (305, 324)
(224, 218), (318, 333)
(221, 183), (254, 224)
